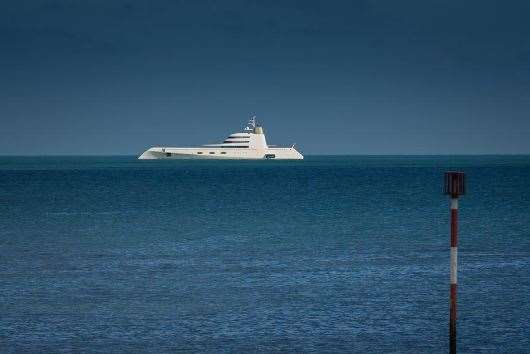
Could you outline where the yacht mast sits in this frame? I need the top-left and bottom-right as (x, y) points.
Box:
(245, 115), (257, 131)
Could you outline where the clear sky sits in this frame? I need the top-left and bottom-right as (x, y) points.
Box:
(1, 0), (529, 155)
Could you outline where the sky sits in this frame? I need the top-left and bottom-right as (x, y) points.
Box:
(1, 0), (529, 155)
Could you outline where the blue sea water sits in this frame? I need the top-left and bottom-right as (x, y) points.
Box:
(1, 156), (529, 353)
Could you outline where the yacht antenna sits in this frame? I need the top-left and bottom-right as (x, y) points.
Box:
(245, 115), (257, 130)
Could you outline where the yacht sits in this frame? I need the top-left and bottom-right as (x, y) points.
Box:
(138, 116), (303, 160)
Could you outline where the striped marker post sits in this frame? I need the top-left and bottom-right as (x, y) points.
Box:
(444, 172), (466, 354)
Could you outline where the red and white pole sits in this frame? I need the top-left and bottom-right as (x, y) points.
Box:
(444, 171), (465, 354)
(449, 197), (458, 354)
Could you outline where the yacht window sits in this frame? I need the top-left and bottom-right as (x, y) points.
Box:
(209, 152), (215, 154)
(197, 152), (203, 154)
(166, 152), (171, 157)
(221, 152), (227, 154)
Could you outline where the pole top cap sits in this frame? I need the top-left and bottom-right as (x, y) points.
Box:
(444, 171), (466, 197)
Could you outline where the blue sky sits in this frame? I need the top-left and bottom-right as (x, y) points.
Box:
(1, 0), (529, 155)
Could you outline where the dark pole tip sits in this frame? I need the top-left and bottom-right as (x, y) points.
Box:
(444, 171), (466, 197)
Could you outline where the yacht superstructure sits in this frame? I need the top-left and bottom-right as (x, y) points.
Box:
(138, 116), (303, 160)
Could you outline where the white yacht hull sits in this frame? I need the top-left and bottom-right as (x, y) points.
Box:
(139, 116), (303, 160)
(138, 147), (303, 160)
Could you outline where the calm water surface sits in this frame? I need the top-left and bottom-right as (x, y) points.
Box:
(1, 156), (529, 353)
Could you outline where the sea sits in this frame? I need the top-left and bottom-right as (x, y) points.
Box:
(1, 156), (529, 353)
